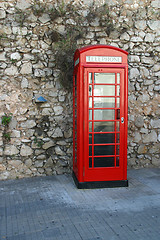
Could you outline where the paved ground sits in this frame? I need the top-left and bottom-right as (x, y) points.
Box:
(0, 168), (160, 240)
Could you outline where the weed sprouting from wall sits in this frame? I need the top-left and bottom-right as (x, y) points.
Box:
(2, 114), (12, 127)
(1, 113), (12, 142)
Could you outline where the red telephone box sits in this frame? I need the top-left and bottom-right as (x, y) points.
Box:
(73, 45), (128, 188)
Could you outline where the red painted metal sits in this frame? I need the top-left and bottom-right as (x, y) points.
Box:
(73, 45), (128, 185)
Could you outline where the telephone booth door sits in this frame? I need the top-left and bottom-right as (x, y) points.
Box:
(73, 45), (128, 188)
(84, 68), (126, 183)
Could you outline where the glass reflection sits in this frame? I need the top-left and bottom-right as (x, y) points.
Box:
(89, 73), (92, 83)
(116, 122), (120, 132)
(117, 98), (120, 108)
(117, 85), (120, 96)
(94, 85), (115, 96)
(117, 73), (120, 84)
(89, 97), (92, 108)
(89, 122), (92, 132)
(94, 122), (115, 132)
(94, 97), (115, 108)
(94, 109), (115, 120)
(94, 73), (115, 84)
(89, 110), (92, 120)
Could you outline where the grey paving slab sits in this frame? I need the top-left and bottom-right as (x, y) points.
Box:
(0, 168), (160, 240)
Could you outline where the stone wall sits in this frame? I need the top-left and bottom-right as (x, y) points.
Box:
(0, 0), (160, 180)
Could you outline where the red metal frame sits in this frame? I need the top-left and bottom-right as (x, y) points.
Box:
(73, 45), (128, 184)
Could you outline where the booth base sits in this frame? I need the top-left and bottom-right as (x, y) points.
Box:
(72, 171), (128, 189)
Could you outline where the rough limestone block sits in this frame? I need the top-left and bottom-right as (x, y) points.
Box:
(20, 62), (32, 75)
(11, 52), (21, 61)
(142, 130), (157, 143)
(0, 8), (6, 19)
(120, 32), (130, 41)
(55, 146), (65, 156)
(151, 119), (160, 128)
(151, 0), (160, 8)
(148, 20), (160, 30)
(52, 128), (63, 138)
(16, 0), (31, 10)
(21, 77), (29, 88)
(44, 157), (53, 168)
(9, 160), (22, 167)
(39, 14), (50, 24)
(4, 145), (19, 155)
(138, 145), (148, 154)
(20, 145), (33, 156)
(21, 120), (36, 129)
(129, 68), (140, 79)
(135, 116), (144, 128)
(43, 141), (55, 150)
(135, 20), (147, 30)
(134, 132), (141, 143)
(54, 106), (63, 116)
(145, 33), (155, 42)
(5, 66), (18, 75)
(0, 52), (6, 61)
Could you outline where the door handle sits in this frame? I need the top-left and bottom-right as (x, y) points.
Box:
(121, 117), (124, 124)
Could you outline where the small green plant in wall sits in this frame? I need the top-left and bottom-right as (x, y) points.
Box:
(1, 113), (12, 142)
(3, 132), (11, 142)
(2, 113), (12, 126)
(34, 137), (43, 148)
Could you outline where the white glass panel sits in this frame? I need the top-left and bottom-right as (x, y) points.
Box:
(117, 73), (120, 84)
(117, 98), (120, 108)
(94, 110), (115, 120)
(89, 73), (92, 83)
(94, 85), (115, 96)
(89, 110), (92, 120)
(117, 85), (120, 96)
(89, 98), (92, 108)
(94, 97), (115, 108)
(94, 73), (115, 84)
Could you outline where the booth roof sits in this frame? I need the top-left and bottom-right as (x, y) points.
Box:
(75, 44), (128, 55)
